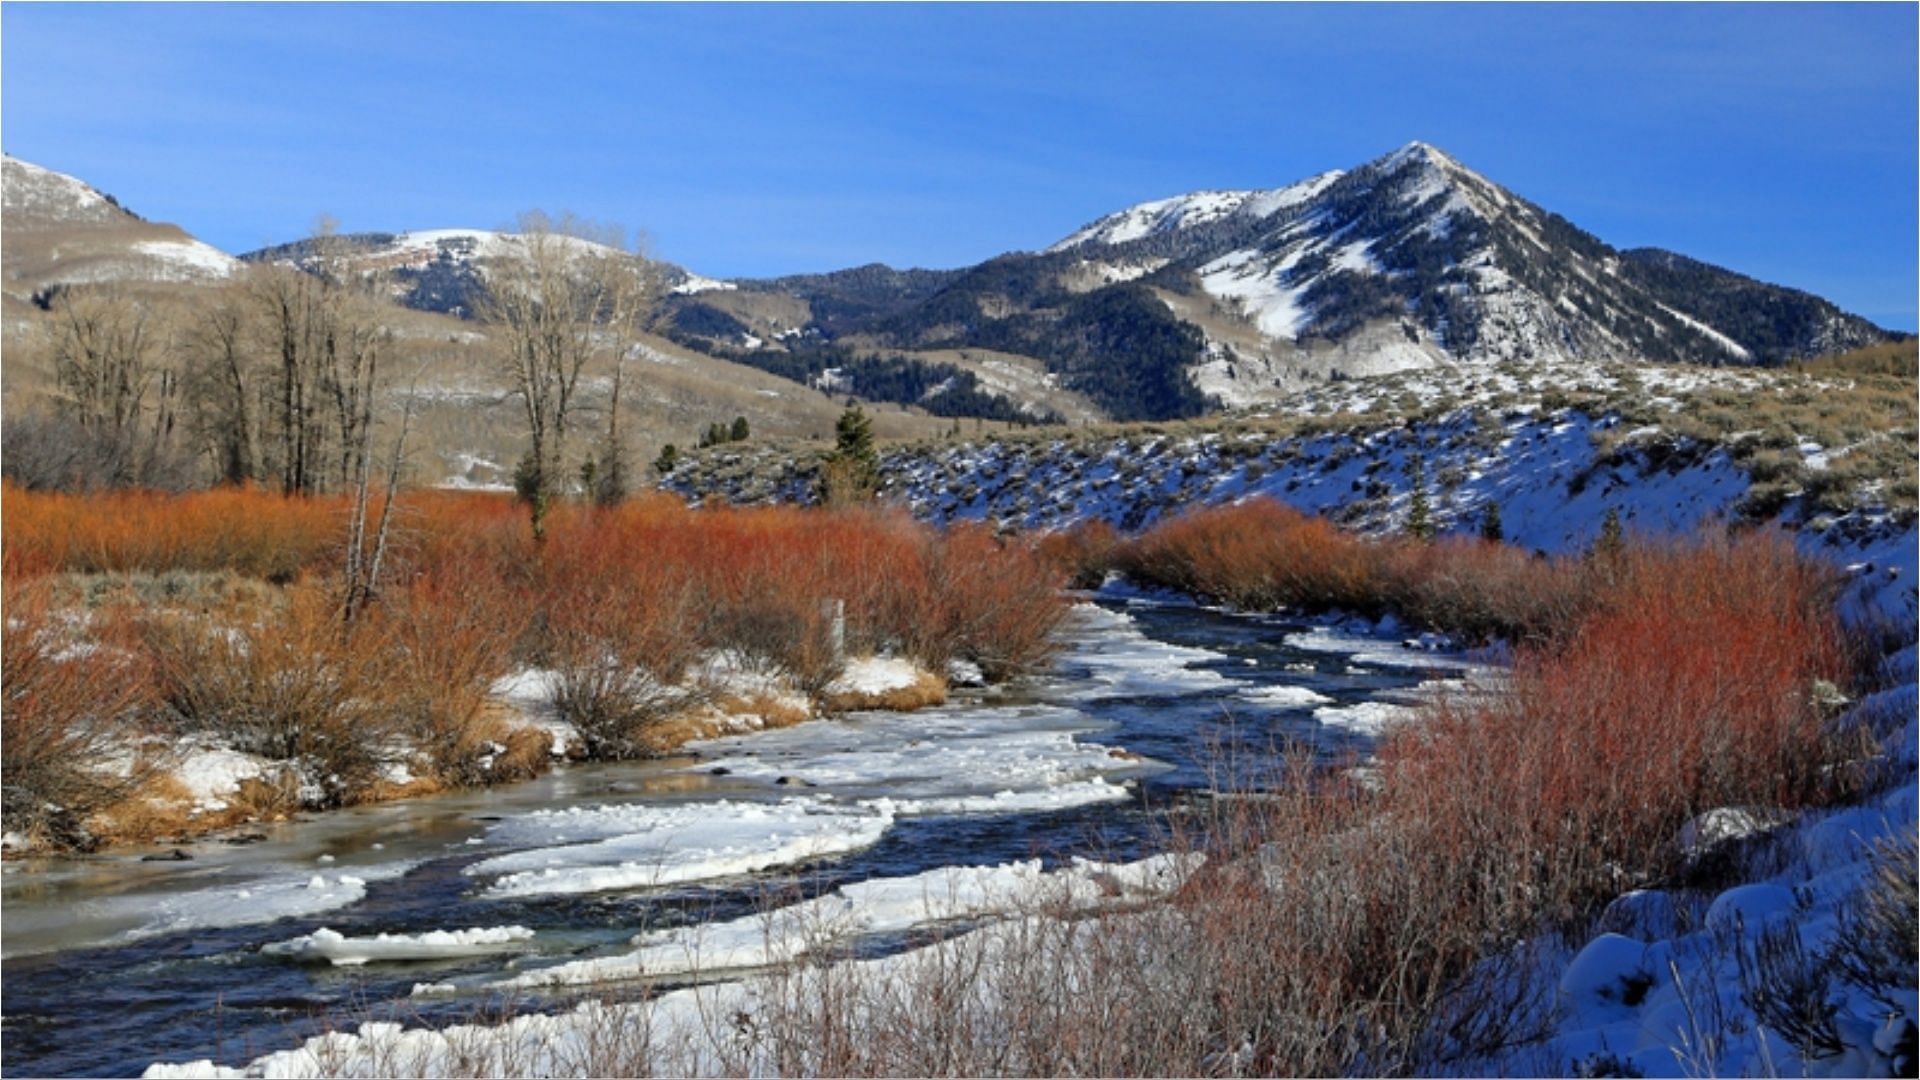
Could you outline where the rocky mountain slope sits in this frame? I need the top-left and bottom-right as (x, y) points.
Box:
(665, 142), (1897, 419)
(241, 228), (728, 320)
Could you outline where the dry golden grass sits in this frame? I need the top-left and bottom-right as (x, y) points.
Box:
(822, 668), (949, 714)
(81, 771), (198, 848)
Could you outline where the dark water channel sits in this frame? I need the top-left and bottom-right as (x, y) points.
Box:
(1, 595), (1467, 1076)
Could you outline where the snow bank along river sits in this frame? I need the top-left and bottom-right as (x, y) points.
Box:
(3, 593), (1482, 1077)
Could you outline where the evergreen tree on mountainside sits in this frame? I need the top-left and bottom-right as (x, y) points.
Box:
(818, 404), (880, 506)
(1047, 287), (1212, 420)
(1592, 507), (1626, 565)
(1405, 453), (1434, 542)
(1480, 500), (1504, 544)
(652, 332), (1049, 424)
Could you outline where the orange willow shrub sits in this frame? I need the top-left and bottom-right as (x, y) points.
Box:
(529, 502), (1068, 689)
(532, 512), (713, 758)
(1116, 499), (1380, 613)
(1, 577), (157, 848)
(1035, 518), (1121, 590)
(901, 523), (1068, 679)
(140, 586), (407, 806)
(5, 484), (1071, 770)
(373, 560), (537, 784)
(1379, 531), (1849, 922)
(2, 482), (345, 579)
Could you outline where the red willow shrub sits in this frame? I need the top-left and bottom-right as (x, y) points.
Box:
(1376, 536), (1597, 646)
(1035, 518), (1121, 590)
(1117, 499), (1379, 614)
(373, 559), (537, 784)
(1378, 531), (1849, 921)
(2, 481), (343, 580)
(1, 577), (158, 849)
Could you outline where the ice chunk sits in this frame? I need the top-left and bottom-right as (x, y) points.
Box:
(264, 925), (536, 966)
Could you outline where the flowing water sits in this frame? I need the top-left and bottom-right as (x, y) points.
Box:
(1, 594), (1482, 1077)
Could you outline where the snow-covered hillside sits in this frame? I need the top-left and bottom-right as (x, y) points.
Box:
(2, 155), (129, 227)
(2, 154), (242, 288)
(243, 227), (705, 317)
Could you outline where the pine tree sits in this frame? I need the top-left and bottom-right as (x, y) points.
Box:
(1405, 453), (1434, 542)
(1593, 507), (1625, 563)
(835, 403), (875, 461)
(819, 404), (880, 505)
(653, 442), (679, 476)
(1480, 500), (1504, 543)
(730, 415), (750, 442)
(591, 437), (629, 508)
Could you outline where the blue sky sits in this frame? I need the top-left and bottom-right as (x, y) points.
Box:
(4, 3), (1914, 328)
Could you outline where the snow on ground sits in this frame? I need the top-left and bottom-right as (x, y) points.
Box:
(263, 926), (536, 966)
(863, 359), (1873, 553)
(1654, 301), (1753, 362)
(670, 273), (736, 295)
(824, 655), (923, 698)
(488, 669), (580, 757)
(166, 740), (269, 813)
(466, 797), (891, 899)
(128, 238), (242, 280)
(1197, 246), (1311, 340)
(1531, 776), (1918, 1078)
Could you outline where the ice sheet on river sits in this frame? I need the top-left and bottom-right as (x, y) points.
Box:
(684, 702), (1147, 816)
(1284, 623), (1490, 672)
(150, 861), (1198, 1079)
(1056, 603), (1237, 699)
(101, 863), (416, 942)
(486, 854), (1197, 989)
(1236, 683), (1333, 709)
(468, 797), (892, 899)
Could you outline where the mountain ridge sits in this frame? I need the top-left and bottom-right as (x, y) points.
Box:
(7, 145), (1901, 425)
(659, 141), (1897, 419)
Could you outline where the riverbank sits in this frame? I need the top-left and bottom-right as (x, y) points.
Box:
(1, 648), (953, 859)
(4, 594), (1459, 1075)
(2, 490), (1066, 856)
(103, 575), (1916, 1080)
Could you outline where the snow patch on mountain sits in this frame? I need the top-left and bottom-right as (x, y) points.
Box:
(672, 272), (738, 295)
(127, 238), (241, 280)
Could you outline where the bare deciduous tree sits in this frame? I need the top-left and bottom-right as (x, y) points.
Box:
(41, 285), (197, 488)
(180, 284), (260, 486)
(250, 263), (331, 495)
(482, 211), (656, 537)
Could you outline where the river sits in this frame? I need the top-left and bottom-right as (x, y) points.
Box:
(1, 592), (1482, 1077)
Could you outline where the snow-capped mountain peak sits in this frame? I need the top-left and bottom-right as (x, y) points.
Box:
(1046, 170), (1344, 254)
